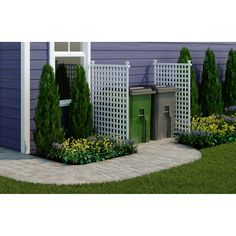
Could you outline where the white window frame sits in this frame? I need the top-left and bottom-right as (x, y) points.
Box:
(49, 42), (91, 107)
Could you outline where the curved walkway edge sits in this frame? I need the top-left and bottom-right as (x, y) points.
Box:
(0, 139), (201, 185)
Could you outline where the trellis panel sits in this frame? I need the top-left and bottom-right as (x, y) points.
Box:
(153, 60), (191, 133)
(64, 64), (76, 85)
(91, 61), (130, 139)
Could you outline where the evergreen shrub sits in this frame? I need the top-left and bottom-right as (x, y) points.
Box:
(200, 48), (223, 116)
(68, 65), (93, 138)
(223, 49), (236, 107)
(34, 64), (64, 156)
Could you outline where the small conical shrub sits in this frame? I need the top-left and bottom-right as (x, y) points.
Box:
(222, 49), (236, 107)
(55, 64), (70, 99)
(34, 64), (64, 156)
(200, 48), (223, 116)
(178, 47), (200, 116)
(68, 65), (93, 138)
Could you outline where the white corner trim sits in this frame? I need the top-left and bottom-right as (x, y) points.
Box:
(21, 42), (30, 154)
(49, 42), (55, 71)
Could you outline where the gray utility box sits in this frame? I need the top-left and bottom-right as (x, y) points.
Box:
(151, 86), (177, 140)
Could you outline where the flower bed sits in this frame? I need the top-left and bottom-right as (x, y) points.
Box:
(177, 115), (236, 149)
(48, 135), (137, 165)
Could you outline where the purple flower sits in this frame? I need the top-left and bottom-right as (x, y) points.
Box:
(223, 116), (236, 124)
(52, 142), (62, 150)
(191, 130), (211, 136)
(224, 106), (236, 113)
(87, 136), (97, 142)
(126, 139), (136, 145)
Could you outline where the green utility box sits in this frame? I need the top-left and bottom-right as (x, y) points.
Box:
(129, 87), (155, 144)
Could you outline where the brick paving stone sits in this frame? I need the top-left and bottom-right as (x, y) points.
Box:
(0, 138), (201, 185)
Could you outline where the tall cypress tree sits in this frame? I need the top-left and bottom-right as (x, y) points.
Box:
(200, 48), (223, 116)
(68, 65), (93, 138)
(222, 49), (236, 107)
(34, 64), (64, 156)
(178, 47), (200, 116)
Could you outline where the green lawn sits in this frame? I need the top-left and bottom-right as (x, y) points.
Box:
(0, 142), (236, 193)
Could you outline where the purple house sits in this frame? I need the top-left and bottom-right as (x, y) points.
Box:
(0, 42), (236, 154)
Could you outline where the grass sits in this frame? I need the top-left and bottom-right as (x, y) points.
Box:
(0, 142), (236, 193)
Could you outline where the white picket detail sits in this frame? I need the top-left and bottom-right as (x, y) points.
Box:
(153, 59), (191, 133)
(90, 61), (130, 139)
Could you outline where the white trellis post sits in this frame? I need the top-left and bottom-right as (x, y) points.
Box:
(153, 59), (157, 85)
(153, 59), (191, 133)
(187, 60), (191, 133)
(90, 60), (95, 127)
(125, 61), (130, 139)
(90, 61), (130, 139)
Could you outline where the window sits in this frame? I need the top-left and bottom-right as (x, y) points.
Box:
(49, 42), (90, 129)
(50, 42), (90, 107)
(55, 42), (82, 52)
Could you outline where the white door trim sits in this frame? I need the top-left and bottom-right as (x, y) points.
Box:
(21, 42), (31, 154)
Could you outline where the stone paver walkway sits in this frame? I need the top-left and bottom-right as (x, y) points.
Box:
(0, 139), (201, 185)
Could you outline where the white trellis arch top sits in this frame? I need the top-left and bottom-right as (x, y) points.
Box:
(90, 61), (130, 139)
(153, 59), (191, 133)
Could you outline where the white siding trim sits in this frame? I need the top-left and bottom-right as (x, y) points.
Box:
(54, 51), (85, 57)
(82, 42), (91, 87)
(21, 42), (30, 154)
(59, 99), (71, 107)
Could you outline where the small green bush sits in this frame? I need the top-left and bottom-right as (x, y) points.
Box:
(48, 136), (137, 165)
(178, 47), (200, 116)
(177, 115), (236, 149)
(177, 131), (236, 149)
(68, 65), (93, 138)
(34, 64), (64, 156)
(200, 48), (223, 116)
(223, 49), (236, 107)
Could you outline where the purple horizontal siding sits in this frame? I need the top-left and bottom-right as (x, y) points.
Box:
(0, 79), (20, 89)
(0, 42), (21, 151)
(92, 42), (236, 51)
(91, 42), (236, 85)
(30, 42), (49, 153)
(0, 98), (21, 110)
(0, 107), (20, 119)
(0, 136), (21, 150)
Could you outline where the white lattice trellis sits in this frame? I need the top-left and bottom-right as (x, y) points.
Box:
(153, 59), (191, 133)
(91, 61), (130, 139)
